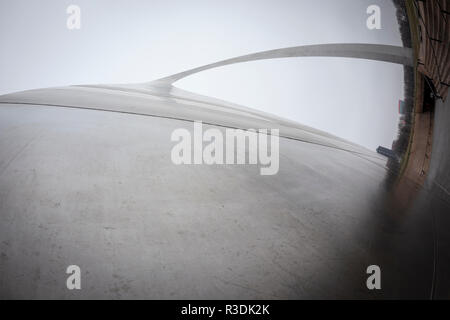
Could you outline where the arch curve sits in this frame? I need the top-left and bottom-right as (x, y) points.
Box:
(150, 43), (413, 86)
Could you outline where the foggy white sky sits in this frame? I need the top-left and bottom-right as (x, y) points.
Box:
(0, 0), (404, 150)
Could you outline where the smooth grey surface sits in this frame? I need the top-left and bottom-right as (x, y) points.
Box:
(0, 84), (383, 161)
(0, 103), (427, 299)
(0, 89), (448, 299)
(0, 44), (448, 299)
(154, 43), (413, 85)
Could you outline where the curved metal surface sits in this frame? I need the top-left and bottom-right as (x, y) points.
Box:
(152, 43), (413, 85)
(0, 83), (382, 160)
(0, 44), (449, 300)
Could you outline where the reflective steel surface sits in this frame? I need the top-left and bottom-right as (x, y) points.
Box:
(0, 44), (448, 299)
(0, 83), (448, 299)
